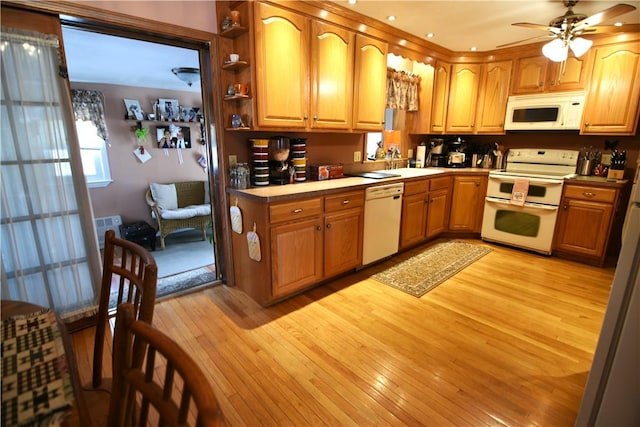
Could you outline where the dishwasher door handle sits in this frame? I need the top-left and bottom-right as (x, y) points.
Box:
(393, 195), (401, 200)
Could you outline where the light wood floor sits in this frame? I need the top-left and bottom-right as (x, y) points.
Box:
(72, 239), (615, 426)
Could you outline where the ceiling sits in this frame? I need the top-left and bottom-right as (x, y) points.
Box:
(62, 1), (639, 92)
(336, 0), (639, 52)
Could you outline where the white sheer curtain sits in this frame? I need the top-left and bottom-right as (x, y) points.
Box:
(0, 27), (102, 320)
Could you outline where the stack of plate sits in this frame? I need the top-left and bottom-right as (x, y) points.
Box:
(290, 138), (307, 182)
(250, 139), (269, 186)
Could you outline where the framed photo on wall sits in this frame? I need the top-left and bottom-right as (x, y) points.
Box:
(158, 98), (179, 121)
(124, 99), (145, 120)
(156, 125), (191, 149)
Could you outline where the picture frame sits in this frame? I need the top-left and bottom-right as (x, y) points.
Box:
(181, 106), (198, 122)
(156, 125), (191, 149)
(158, 98), (179, 121)
(124, 99), (145, 120)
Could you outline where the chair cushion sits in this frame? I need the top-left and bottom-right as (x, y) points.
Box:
(159, 204), (211, 220)
(150, 183), (178, 210)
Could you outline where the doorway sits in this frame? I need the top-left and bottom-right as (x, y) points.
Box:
(61, 25), (218, 298)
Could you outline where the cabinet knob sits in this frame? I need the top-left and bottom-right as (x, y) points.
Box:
(316, 225), (322, 231)
(326, 223), (332, 229)
(550, 80), (555, 86)
(314, 115), (318, 121)
(582, 192), (596, 198)
(342, 200), (350, 205)
(304, 115), (309, 120)
(292, 208), (303, 214)
(538, 82), (543, 87)
(585, 122), (590, 127)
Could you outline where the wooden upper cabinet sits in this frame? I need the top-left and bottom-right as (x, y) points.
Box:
(310, 21), (354, 130)
(254, 2), (309, 128)
(409, 61), (435, 134)
(352, 34), (387, 131)
(475, 60), (512, 133)
(430, 61), (450, 133)
(511, 54), (589, 94)
(446, 63), (482, 133)
(582, 41), (640, 135)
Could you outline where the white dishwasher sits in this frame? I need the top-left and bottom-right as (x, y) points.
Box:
(362, 182), (404, 265)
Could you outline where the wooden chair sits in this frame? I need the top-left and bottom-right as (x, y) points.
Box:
(108, 303), (225, 426)
(93, 229), (158, 389)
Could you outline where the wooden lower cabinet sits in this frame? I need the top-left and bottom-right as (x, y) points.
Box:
(271, 216), (324, 298)
(554, 183), (621, 266)
(449, 174), (487, 233)
(400, 176), (450, 249)
(230, 190), (363, 305)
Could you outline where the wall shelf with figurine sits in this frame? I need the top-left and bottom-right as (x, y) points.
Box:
(222, 60), (250, 71)
(220, 26), (248, 39)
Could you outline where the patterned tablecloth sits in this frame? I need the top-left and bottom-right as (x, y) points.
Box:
(1, 309), (74, 426)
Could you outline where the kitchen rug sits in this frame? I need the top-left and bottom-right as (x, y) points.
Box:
(109, 267), (216, 308)
(371, 241), (492, 297)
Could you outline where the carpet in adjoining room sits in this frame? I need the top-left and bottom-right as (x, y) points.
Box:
(371, 240), (492, 297)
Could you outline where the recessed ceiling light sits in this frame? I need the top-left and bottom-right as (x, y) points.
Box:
(614, 22), (623, 27)
(425, 32), (435, 38)
(470, 46), (477, 51)
(387, 15), (396, 21)
(348, 0), (357, 4)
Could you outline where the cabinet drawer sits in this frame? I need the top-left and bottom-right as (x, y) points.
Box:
(430, 176), (451, 191)
(404, 180), (428, 196)
(325, 191), (364, 213)
(564, 185), (616, 203)
(270, 198), (323, 224)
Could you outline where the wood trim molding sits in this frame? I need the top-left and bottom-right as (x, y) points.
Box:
(2, 0), (215, 45)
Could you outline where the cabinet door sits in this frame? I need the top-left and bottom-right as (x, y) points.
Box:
(310, 21), (354, 130)
(271, 216), (323, 297)
(400, 193), (428, 249)
(324, 208), (362, 277)
(555, 199), (613, 258)
(426, 188), (450, 238)
(582, 41), (640, 135)
(548, 55), (590, 92)
(254, 3), (309, 128)
(352, 34), (387, 130)
(475, 60), (512, 133)
(511, 55), (548, 94)
(446, 63), (481, 133)
(410, 61), (435, 133)
(449, 175), (487, 232)
(430, 61), (450, 133)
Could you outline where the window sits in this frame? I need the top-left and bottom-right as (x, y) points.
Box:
(76, 120), (112, 187)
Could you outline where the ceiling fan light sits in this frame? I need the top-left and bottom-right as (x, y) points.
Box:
(569, 37), (593, 58)
(171, 67), (200, 87)
(542, 38), (568, 62)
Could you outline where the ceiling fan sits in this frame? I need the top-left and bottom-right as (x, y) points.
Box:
(498, 1), (639, 61)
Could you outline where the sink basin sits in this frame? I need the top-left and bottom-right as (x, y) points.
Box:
(345, 171), (401, 179)
(392, 168), (445, 177)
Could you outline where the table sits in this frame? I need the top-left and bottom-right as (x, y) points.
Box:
(1, 300), (90, 427)
(119, 221), (156, 251)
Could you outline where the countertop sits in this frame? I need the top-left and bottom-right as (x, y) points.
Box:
(565, 175), (629, 187)
(227, 167), (489, 202)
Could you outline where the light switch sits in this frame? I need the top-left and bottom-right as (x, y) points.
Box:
(229, 155), (237, 166)
(408, 149), (413, 159)
(354, 151), (362, 162)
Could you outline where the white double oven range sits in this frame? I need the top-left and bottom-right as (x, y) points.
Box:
(481, 148), (579, 254)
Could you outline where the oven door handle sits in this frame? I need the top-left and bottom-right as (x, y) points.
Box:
(488, 176), (565, 185)
(485, 197), (559, 211)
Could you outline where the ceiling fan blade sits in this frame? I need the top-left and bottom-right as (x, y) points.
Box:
(497, 34), (554, 48)
(513, 22), (562, 34)
(512, 22), (553, 31)
(578, 23), (640, 34)
(573, 3), (637, 32)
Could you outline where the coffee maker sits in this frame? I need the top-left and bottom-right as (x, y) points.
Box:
(446, 137), (467, 168)
(268, 136), (290, 185)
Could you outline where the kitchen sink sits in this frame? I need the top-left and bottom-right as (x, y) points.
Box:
(345, 171), (402, 179)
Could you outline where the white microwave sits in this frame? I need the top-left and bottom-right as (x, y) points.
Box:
(504, 91), (586, 131)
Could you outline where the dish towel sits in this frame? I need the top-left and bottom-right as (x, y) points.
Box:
(511, 178), (529, 206)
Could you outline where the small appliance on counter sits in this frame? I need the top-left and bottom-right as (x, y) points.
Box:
(426, 138), (446, 167)
(268, 136), (290, 185)
(446, 137), (467, 168)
